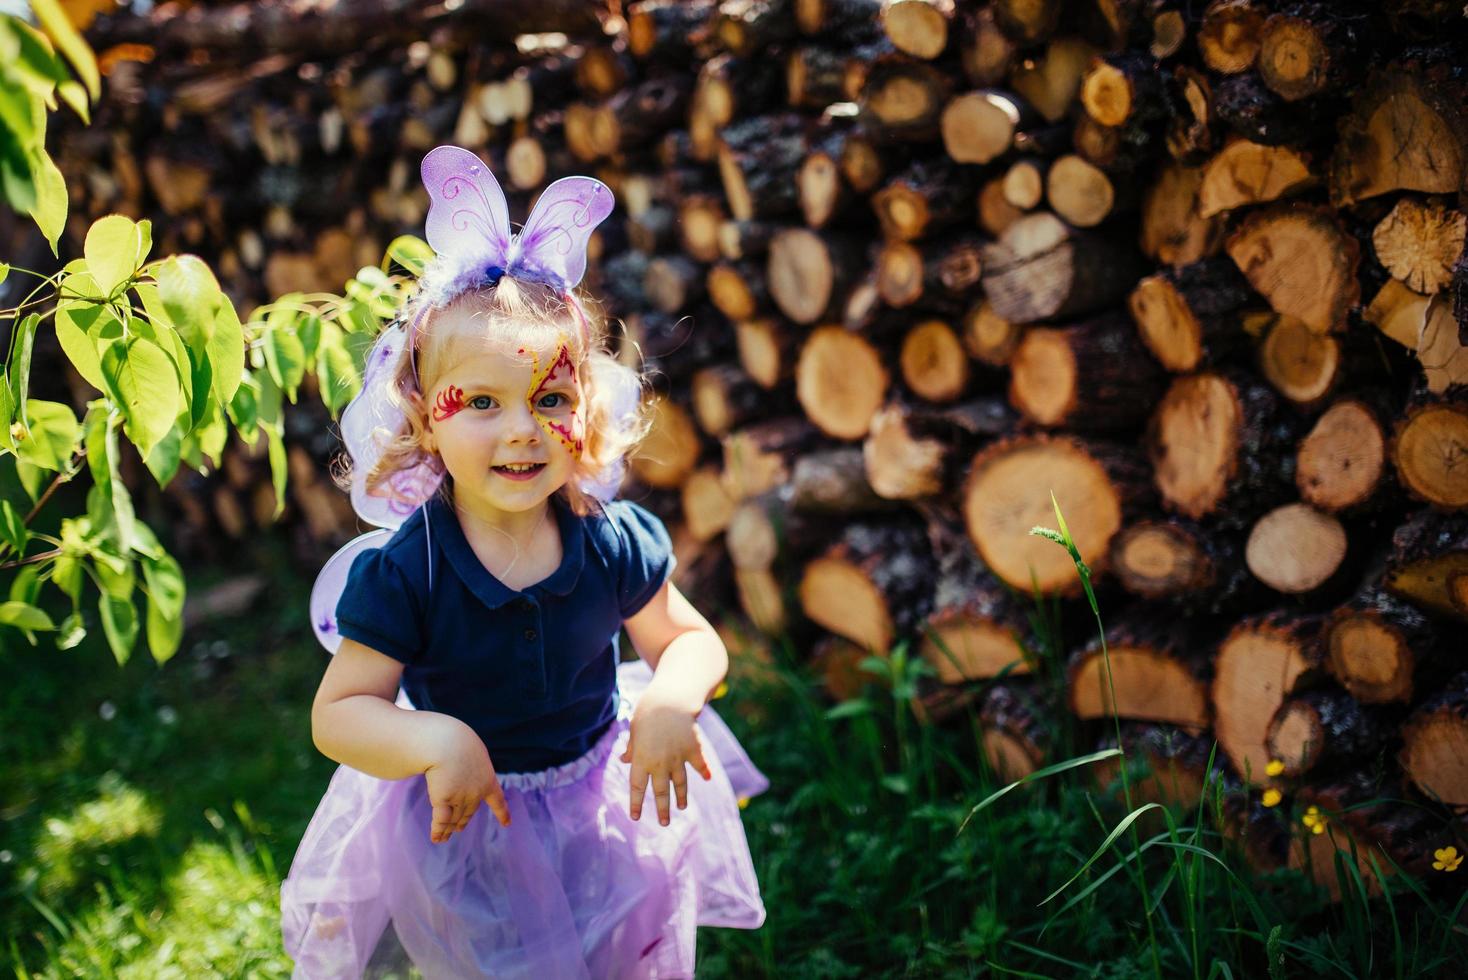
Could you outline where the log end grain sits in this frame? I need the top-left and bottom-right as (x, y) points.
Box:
(1245, 503), (1347, 595)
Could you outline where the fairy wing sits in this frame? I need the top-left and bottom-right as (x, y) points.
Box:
(508, 176), (615, 289)
(421, 145), (513, 269)
(310, 529), (395, 653)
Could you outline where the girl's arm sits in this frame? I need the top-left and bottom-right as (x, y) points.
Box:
(621, 581), (729, 824)
(623, 580), (728, 712)
(312, 638), (469, 780)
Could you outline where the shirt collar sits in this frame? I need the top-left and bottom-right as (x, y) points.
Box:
(428, 492), (585, 607)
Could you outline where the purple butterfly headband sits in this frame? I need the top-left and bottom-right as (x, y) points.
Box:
(337, 146), (628, 529)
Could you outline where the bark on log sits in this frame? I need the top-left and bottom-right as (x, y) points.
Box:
(1008, 314), (1166, 431)
(1400, 672), (1468, 807)
(981, 212), (1146, 324)
(1127, 256), (1253, 372)
(1324, 586), (1435, 705)
(1266, 687), (1388, 778)
(1068, 620), (1213, 731)
(798, 518), (934, 652)
(1383, 509), (1468, 622)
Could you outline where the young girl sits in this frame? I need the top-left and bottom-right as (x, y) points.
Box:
(280, 146), (767, 979)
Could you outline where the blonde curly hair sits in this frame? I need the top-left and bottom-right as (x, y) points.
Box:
(353, 278), (651, 517)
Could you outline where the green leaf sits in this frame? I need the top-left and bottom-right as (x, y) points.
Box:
(84, 407), (137, 551)
(100, 336), (180, 457)
(6, 313), (38, 430)
(1041, 803), (1164, 906)
(98, 593), (138, 664)
(386, 234), (434, 276)
(144, 425), (183, 486)
(27, 142), (67, 254)
(29, 0), (101, 99)
(52, 554), (82, 602)
(93, 555), (133, 599)
(0, 119), (38, 213)
(13, 399), (79, 471)
(0, 377), (12, 451)
(227, 371), (259, 443)
(265, 426), (287, 520)
(84, 214), (149, 297)
(315, 320), (360, 417)
(0, 262), (8, 285)
(208, 297), (245, 405)
(0, 600), (54, 631)
(141, 549), (184, 663)
(145, 591), (183, 664)
(264, 325), (306, 401)
(8, 564), (40, 604)
(958, 748), (1123, 835)
(297, 313), (322, 363)
(53, 298), (112, 391)
(187, 393), (228, 467)
(155, 255), (221, 351)
(57, 611), (86, 649)
(0, 499), (26, 555)
(57, 79), (88, 122)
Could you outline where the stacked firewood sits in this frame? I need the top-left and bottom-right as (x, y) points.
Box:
(31, 0), (1468, 894)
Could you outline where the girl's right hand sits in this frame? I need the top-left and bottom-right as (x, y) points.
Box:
(422, 718), (512, 843)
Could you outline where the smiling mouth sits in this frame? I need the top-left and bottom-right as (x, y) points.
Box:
(493, 463), (546, 476)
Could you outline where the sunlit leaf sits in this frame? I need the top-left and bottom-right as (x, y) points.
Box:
(98, 592), (138, 664)
(264, 325), (306, 402)
(29, 0), (102, 99)
(28, 142), (67, 253)
(13, 398), (79, 471)
(57, 610), (86, 649)
(0, 600), (54, 631)
(0, 499), (25, 555)
(208, 297), (245, 404)
(265, 426), (287, 520)
(6, 313), (39, 430)
(155, 255), (220, 350)
(53, 298), (111, 390)
(100, 336), (180, 456)
(315, 319), (359, 417)
(386, 234), (434, 276)
(84, 214), (148, 297)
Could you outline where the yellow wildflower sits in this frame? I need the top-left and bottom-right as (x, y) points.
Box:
(1261, 788), (1282, 808)
(713, 682), (729, 700)
(1265, 759), (1285, 778)
(1433, 847), (1462, 872)
(1302, 805), (1326, 836)
(737, 797), (750, 810)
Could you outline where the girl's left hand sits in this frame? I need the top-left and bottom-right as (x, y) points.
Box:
(620, 693), (712, 826)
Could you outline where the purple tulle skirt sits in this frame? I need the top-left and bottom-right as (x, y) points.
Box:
(280, 661), (767, 979)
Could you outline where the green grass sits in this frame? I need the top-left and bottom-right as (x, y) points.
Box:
(4, 535), (1467, 977)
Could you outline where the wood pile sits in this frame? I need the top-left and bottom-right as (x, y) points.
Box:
(26, 0), (1468, 894)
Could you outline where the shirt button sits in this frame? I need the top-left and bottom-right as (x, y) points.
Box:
(524, 628), (537, 641)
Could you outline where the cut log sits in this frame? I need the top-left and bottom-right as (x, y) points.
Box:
(863, 397), (1011, 500)
(1291, 775), (1447, 901)
(1371, 198), (1467, 297)
(735, 317), (796, 389)
(1400, 672), (1468, 807)
(721, 417), (822, 500)
(882, 0), (955, 60)
(899, 320), (970, 403)
(1045, 154), (1125, 229)
(735, 566), (788, 635)
(1148, 371), (1290, 523)
(977, 176), (1025, 237)
(958, 5), (1016, 86)
(679, 194), (729, 263)
(963, 434), (1151, 596)
(627, 0), (718, 63)
(1330, 64), (1468, 207)
(644, 255), (704, 314)
(1108, 517), (1254, 613)
(1254, 313), (1341, 409)
(876, 235), (985, 311)
(872, 157), (973, 242)
(717, 0), (800, 55)
(1383, 510), (1468, 622)
(1324, 587), (1433, 705)
(1010, 36), (1097, 123)
(798, 519), (934, 652)
(939, 89), (1034, 164)
(1008, 314), (1166, 431)
(682, 466), (737, 542)
(630, 395), (702, 490)
(992, 0), (1062, 46)
(1225, 204), (1361, 334)
(697, 53), (783, 129)
(1213, 612), (1324, 783)
(981, 212), (1145, 324)
(1267, 688), (1386, 778)
(1127, 257), (1252, 372)
(1417, 293), (1468, 393)
(1295, 396), (1390, 513)
(1391, 395), (1468, 511)
(795, 326), (890, 439)
(961, 300), (1023, 367)
(1197, 0), (1264, 75)
(792, 446), (893, 514)
(1140, 162), (1227, 268)
(706, 261), (768, 322)
(1001, 158), (1045, 210)
(691, 364), (768, 436)
(1257, 4), (1362, 102)
(1245, 503), (1349, 595)
(1067, 622), (1212, 731)
(1197, 138), (1316, 218)
(717, 114), (809, 221)
(592, 77), (694, 158)
(767, 228), (861, 324)
(859, 55), (953, 141)
(920, 517), (1032, 683)
(977, 683), (1048, 780)
(1364, 278), (1433, 351)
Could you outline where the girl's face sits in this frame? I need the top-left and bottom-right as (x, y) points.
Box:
(423, 329), (584, 521)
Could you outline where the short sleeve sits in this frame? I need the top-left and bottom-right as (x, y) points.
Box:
(608, 500), (677, 618)
(335, 548), (425, 663)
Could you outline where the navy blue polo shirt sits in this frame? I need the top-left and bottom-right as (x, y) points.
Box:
(334, 494), (675, 773)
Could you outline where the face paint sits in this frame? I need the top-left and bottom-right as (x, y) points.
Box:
(521, 342), (584, 459)
(432, 385), (465, 421)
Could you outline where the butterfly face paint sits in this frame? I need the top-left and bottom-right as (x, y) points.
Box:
(521, 341), (584, 459)
(432, 385), (466, 421)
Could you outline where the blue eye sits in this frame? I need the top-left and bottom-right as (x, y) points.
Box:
(469, 395), (495, 410)
(538, 393), (565, 409)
